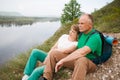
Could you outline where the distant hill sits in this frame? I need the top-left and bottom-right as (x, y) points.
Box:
(92, 0), (120, 33)
(0, 11), (23, 17)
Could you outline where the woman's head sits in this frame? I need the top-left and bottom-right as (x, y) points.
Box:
(71, 24), (80, 34)
(69, 24), (79, 41)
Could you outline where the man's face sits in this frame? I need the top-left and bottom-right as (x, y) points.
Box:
(78, 15), (91, 33)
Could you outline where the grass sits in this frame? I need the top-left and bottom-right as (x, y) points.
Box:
(92, 0), (120, 33)
(0, 52), (30, 80)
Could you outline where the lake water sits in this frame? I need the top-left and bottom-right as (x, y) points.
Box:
(0, 21), (60, 65)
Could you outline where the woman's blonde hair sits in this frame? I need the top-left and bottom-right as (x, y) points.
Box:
(71, 24), (80, 34)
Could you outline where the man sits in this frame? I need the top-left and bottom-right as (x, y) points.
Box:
(40, 13), (102, 80)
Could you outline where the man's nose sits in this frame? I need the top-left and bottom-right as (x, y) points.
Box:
(78, 25), (81, 28)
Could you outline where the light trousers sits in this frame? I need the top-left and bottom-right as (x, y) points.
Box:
(23, 49), (47, 80)
(43, 50), (97, 80)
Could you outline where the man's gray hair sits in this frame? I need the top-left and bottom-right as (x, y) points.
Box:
(81, 13), (94, 25)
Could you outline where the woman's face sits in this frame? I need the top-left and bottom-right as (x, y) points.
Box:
(69, 28), (78, 40)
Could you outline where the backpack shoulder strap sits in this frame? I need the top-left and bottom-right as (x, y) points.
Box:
(78, 30), (102, 46)
(94, 30), (104, 54)
(85, 30), (99, 44)
(78, 32), (82, 39)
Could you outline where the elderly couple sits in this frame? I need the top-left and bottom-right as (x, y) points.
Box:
(22, 13), (102, 80)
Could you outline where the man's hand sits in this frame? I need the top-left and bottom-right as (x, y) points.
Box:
(55, 60), (64, 73)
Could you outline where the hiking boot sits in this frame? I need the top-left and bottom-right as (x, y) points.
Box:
(22, 75), (29, 80)
(39, 76), (47, 80)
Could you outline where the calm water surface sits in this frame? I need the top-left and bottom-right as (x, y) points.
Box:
(0, 21), (60, 65)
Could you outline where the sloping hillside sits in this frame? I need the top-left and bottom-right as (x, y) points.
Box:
(92, 0), (120, 33)
(0, 0), (120, 80)
(53, 0), (120, 80)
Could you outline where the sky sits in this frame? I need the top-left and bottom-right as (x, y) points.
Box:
(0, 0), (113, 17)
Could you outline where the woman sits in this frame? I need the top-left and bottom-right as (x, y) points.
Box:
(22, 24), (79, 80)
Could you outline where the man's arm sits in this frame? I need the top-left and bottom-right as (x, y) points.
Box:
(55, 45), (77, 54)
(55, 46), (91, 72)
